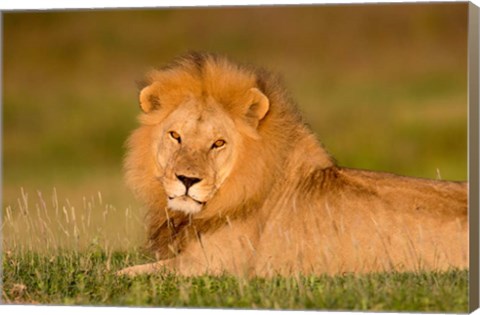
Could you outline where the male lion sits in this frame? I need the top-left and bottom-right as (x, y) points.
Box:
(119, 52), (468, 277)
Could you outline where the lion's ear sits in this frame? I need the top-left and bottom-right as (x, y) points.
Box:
(243, 88), (270, 128)
(139, 84), (161, 113)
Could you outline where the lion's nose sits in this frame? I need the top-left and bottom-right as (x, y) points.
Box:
(176, 174), (202, 190)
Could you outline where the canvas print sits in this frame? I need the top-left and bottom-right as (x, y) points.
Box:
(2, 3), (469, 312)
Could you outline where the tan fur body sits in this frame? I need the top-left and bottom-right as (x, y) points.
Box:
(119, 52), (468, 277)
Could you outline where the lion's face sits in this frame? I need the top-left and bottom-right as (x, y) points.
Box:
(133, 57), (271, 215)
(152, 98), (242, 214)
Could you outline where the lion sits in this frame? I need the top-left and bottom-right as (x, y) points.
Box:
(118, 52), (468, 277)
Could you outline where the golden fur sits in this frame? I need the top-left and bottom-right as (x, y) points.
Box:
(119, 52), (468, 277)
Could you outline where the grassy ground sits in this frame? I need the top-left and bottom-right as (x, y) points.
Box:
(2, 250), (468, 311)
(2, 3), (469, 311)
(0, 181), (469, 311)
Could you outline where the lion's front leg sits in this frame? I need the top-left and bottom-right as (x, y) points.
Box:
(116, 259), (174, 277)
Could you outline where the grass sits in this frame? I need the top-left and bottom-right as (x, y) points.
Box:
(1, 188), (469, 311)
(2, 250), (468, 311)
(2, 187), (144, 252)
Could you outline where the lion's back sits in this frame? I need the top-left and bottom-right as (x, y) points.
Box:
(252, 166), (468, 276)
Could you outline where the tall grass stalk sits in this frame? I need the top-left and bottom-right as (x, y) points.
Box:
(3, 187), (144, 253)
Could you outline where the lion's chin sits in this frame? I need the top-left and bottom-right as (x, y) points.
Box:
(167, 196), (204, 214)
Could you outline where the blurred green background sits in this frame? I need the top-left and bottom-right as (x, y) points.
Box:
(2, 3), (468, 248)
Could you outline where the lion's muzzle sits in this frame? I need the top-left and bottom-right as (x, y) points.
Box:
(165, 173), (210, 214)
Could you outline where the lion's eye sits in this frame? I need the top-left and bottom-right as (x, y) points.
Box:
(211, 139), (226, 149)
(169, 131), (181, 143)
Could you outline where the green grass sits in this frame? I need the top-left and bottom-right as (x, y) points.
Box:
(2, 250), (468, 311)
(1, 188), (469, 311)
